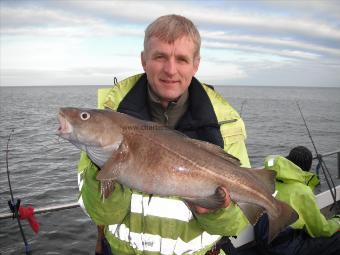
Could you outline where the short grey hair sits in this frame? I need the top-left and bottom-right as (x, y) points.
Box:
(144, 14), (201, 59)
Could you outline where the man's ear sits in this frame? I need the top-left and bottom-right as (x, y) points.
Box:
(193, 56), (200, 75)
(141, 51), (146, 71)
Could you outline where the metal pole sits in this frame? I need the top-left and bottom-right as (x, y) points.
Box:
(313, 149), (340, 159)
(0, 202), (80, 220)
(337, 152), (340, 179)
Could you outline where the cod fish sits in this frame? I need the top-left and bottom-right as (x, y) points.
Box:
(57, 107), (298, 242)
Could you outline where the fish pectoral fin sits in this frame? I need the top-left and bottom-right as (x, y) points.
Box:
(96, 141), (129, 181)
(184, 186), (227, 210)
(100, 180), (116, 199)
(97, 141), (130, 199)
(238, 202), (265, 225)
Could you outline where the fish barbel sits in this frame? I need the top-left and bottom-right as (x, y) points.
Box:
(57, 107), (298, 242)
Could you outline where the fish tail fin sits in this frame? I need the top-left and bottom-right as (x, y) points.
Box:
(267, 200), (298, 243)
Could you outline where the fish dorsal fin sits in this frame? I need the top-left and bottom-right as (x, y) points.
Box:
(252, 169), (276, 194)
(123, 118), (240, 167)
(188, 138), (241, 166)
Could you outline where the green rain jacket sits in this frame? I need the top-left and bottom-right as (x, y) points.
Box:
(77, 74), (251, 255)
(264, 155), (340, 237)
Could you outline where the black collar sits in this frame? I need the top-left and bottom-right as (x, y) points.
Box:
(117, 73), (223, 147)
(117, 74), (152, 120)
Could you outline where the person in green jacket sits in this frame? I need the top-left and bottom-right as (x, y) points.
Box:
(77, 14), (252, 255)
(254, 146), (340, 255)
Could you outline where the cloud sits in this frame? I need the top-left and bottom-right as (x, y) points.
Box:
(197, 11), (340, 42)
(3, 1), (339, 60)
(196, 60), (247, 85)
(3, 1), (340, 42)
(1, 4), (143, 38)
(202, 31), (340, 58)
(1, 0), (339, 87)
(203, 41), (321, 61)
(262, 0), (340, 20)
(1, 5), (97, 28)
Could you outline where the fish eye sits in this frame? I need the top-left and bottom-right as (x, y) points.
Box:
(80, 112), (90, 120)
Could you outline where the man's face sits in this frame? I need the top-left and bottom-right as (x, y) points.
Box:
(141, 36), (200, 106)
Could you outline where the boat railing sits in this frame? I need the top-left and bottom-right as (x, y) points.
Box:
(313, 149), (340, 179)
(0, 202), (80, 220)
(1, 149), (339, 221)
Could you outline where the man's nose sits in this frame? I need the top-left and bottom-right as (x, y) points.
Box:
(163, 59), (177, 76)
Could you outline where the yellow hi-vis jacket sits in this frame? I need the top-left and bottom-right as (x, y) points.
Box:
(77, 74), (251, 255)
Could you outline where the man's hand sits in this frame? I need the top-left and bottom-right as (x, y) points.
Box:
(187, 186), (231, 214)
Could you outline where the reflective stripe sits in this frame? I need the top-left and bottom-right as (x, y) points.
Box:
(131, 193), (193, 222)
(108, 193), (220, 254)
(272, 190), (278, 197)
(174, 232), (220, 254)
(108, 223), (220, 255)
(267, 158), (275, 167)
(77, 172), (90, 217)
(78, 172), (84, 191)
(78, 193), (90, 217)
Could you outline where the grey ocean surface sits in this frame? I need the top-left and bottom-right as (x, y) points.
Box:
(0, 85), (339, 254)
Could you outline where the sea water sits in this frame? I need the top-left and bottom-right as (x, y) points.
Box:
(0, 85), (339, 254)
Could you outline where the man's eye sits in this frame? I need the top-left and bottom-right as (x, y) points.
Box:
(155, 55), (165, 60)
(178, 58), (189, 64)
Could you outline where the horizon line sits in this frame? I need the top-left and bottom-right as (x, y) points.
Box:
(1, 84), (339, 88)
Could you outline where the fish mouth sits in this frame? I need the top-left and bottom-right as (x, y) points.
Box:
(57, 112), (73, 135)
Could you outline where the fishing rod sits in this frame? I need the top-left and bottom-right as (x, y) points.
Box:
(5, 129), (32, 255)
(239, 99), (247, 118)
(296, 102), (339, 213)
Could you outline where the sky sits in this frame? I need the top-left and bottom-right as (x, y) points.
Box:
(1, 0), (340, 87)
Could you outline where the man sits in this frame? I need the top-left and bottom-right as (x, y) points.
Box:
(78, 14), (251, 255)
(254, 146), (340, 255)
